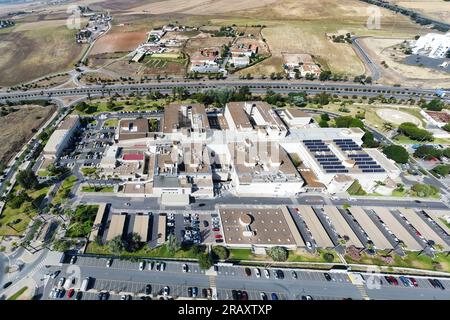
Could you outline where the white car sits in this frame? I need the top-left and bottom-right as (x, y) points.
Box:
(139, 261), (145, 271)
(182, 264), (188, 273)
(264, 269), (270, 279)
(306, 241), (312, 250)
(106, 259), (112, 268)
(254, 268), (261, 278)
(57, 277), (65, 288)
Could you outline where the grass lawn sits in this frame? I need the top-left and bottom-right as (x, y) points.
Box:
(394, 134), (450, 145)
(81, 167), (98, 177)
(103, 118), (118, 128)
(37, 170), (52, 177)
(81, 186), (114, 193)
(52, 175), (77, 206)
(346, 180), (367, 196)
(228, 248), (339, 263)
(7, 286), (28, 300)
(0, 185), (50, 236)
(73, 98), (164, 116)
(86, 242), (202, 259)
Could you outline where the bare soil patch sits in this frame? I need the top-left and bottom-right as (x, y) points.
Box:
(0, 105), (56, 165)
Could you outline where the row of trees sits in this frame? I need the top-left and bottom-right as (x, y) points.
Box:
(398, 122), (433, 141)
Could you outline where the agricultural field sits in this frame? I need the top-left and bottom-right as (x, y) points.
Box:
(0, 23), (87, 87)
(0, 105), (56, 165)
(386, 0), (450, 24)
(90, 30), (148, 55)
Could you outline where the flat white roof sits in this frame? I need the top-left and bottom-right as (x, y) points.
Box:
(296, 205), (333, 248)
(106, 214), (126, 241)
(323, 205), (363, 248)
(348, 207), (393, 250)
(372, 207), (423, 251)
(399, 209), (450, 251)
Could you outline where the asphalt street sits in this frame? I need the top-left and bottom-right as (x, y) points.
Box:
(41, 256), (450, 301)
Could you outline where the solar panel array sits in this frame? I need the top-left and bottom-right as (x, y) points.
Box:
(333, 139), (362, 151)
(303, 140), (330, 152)
(304, 140), (348, 174)
(348, 153), (385, 173)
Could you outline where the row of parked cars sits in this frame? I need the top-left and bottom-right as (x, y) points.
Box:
(383, 275), (444, 289)
(231, 290), (279, 301)
(182, 213), (202, 244)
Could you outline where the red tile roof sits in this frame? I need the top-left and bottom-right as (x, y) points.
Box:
(123, 153), (144, 161)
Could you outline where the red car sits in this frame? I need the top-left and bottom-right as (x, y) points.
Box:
(409, 277), (418, 287)
(212, 227), (220, 232)
(67, 288), (75, 298)
(215, 234), (223, 239)
(390, 276), (399, 286)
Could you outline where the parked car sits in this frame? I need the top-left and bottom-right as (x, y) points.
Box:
(409, 277), (418, 287)
(260, 292), (268, 300)
(434, 279), (445, 290)
(2, 281), (12, 289)
(106, 259), (112, 268)
(192, 287), (198, 298)
(264, 269), (270, 279)
(58, 277), (66, 288)
(399, 276), (411, 287)
(241, 291), (248, 300)
(50, 270), (60, 279)
(145, 284), (152, 295)
(70, 256), (77, 265)
(271, 293), (279, 300)
(139, 261), (145, 271)
(203, 220), (209, 227)
(254, 268), (261, 278)
(291, 271), (297, 279)
(163, 286), (170, 296)
(75, 291), (83, 300)
(182, 264), (188, 273)
(244, 268), (252, 277)
(188, 287), (193, 297)
(231, 290), (238, 300)
(324, 273), (332, 281)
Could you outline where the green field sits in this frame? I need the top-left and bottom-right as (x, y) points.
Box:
(0, 185), (49, 236)
(81, 186), (114, 193)
(86, 242), (201, 259)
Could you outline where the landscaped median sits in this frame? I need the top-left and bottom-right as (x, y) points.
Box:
(345, 249), (450, 273)
(80, 186), (114, 193)
(228, 248), (340, 263)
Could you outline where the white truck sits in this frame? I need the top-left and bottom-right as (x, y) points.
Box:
(80, 277), (91, 292)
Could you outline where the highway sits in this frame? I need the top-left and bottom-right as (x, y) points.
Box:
(0, 80), (448, 103)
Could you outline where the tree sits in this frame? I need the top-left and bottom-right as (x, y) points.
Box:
(167, 233), (180, 255)
(362, 130), (379, 148)
(319, 70), (332, 81)
(198, 252), (213, 270)
(398, 122), (433, 141)
(420, 98), (444, 111)
(323, 252), (334, 263)
(126, 232), (142, 252)
(266, 246), (288, 262)
(334, 116), (364, 129)
(320, 113), (330, 122)
(414, 145), (442, 159)
(442, 123), (450, 132)
(212, 245), (229, 260)
(108, 236), (125, 255)
(382, 145), (409, 164)
(443, 148), (450, 158)
(16, 169), (38, 190)
(432, 164), (450, 177)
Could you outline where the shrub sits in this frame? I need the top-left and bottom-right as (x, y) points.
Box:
(266, 246), (288, 262)
(212, 245), (229, 260)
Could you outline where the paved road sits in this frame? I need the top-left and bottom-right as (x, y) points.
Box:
(41, 255), (450, 300)
(1, 80), (448, 103)
(352, 37), (381, 81)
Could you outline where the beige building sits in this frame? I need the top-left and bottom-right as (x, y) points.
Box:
(43, 115), (80, 160)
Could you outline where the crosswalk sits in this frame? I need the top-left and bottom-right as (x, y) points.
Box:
(355, 284), (370, 300)
(209, 275), (217, 289)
